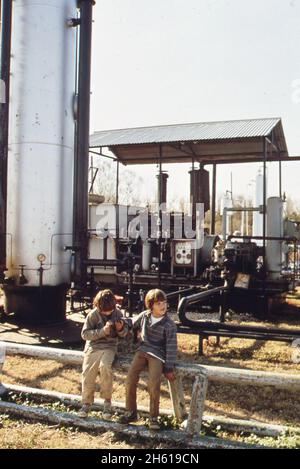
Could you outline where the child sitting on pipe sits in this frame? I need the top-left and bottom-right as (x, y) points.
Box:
(120, 288), (177, 430)
(79, 289), (128, 419)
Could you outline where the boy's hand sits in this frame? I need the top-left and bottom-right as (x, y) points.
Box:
(115, 319), (124, 332)
(164, 371), (176, 382)
(103, 321), (113, 336)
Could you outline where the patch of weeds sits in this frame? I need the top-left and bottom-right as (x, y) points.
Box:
(199, 420), (219, 437)
(148, 415), (181, 431)
(241, 433), (300, 449)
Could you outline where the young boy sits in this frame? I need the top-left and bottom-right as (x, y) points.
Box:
(79, 289), (128, 419)
(121, 288), (177, 430)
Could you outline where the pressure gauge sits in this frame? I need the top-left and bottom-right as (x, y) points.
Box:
(37, 253), (46, 263)
(173, 241), (194, 266)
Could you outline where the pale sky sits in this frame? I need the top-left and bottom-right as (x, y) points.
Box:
(90, 0), (300, 206)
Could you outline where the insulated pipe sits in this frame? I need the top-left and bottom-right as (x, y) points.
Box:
(166, 286), (200, 300)
(0, 0), (12, 275)
(222, 207), (260, 240)
(266, 197), (284, 280)
(73, 0), (95, 285)
(177, 286), (300, 339)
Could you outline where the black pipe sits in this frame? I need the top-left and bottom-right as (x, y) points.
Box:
(177, 286), (300, 339)
(0, 0), (12, 275)
(83, 259), (122, 267)
(210, 163), (216, 235)
(73, 0), (95, 285)
(176, 325), (300, 343)
(227, 235), (297, 243)
(166, 286), (199, 300)
(157, 144), (162, 288)
(178, 286), (227, 319)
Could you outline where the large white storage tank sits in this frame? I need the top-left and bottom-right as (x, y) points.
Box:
(4, 0), (77, 322)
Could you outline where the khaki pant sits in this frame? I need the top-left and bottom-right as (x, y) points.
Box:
(82, 348), (116, 404)
(126, 351), (163, 418)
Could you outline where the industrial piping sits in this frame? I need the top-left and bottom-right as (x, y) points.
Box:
(73, 0), (95, 285)
(0, 0), (12, 278)
(177, 286), (300, 342)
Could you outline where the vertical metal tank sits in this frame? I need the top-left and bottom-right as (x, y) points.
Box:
(4, 0), (77, 322)
(156, 172), (169, 206)
(221, 192), (233, 239)
(189, 168), (210, 213)
(253, 169), (267, 243)
(266, 197), (283, 280)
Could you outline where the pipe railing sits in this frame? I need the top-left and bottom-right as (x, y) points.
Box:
(177, 285), (300, 342)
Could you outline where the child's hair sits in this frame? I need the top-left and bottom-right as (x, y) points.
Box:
(145, 289), (167, 310)
(93, 289), (116, 312)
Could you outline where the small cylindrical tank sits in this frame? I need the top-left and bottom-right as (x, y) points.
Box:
(142, 240), (152, 271)
(266, 197), (283, 280)
(221, 192), (233, 239)
(253, 169), (267, 243)
(189, 168), (210, 213)
(156, 172), (169, 206)
(4, 0), (77, 322)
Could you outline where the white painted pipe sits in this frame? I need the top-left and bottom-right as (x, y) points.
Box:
(5, 382), (298, 438)
(0, 400), (254, 449)
(2, 341), (300, 391)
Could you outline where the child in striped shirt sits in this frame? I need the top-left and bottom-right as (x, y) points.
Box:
(121, 288), (177, 430)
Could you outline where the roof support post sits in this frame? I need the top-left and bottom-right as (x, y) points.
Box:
(211, 163), (217, 235)
(263, 137), (267, 298)
(278, 151), (282, 199)
(116, 160), (119, 205)
(158, 144), (162, 287)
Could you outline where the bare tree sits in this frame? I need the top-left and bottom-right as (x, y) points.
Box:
(284, 196), (300, 221)
(90, 157), (145, 206)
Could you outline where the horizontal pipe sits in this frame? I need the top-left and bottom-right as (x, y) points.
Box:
(176, 325), (296, 342)
(227, 235), (298, 243)
(4, 341), (300, 390)
(177, 287), (300, 340)
(166, 287), (199, 300)
(83, 259), (121, 267)
(225, 207), (260, 213)
(0, 400), (252, 449)
(5, 382), (299, 438)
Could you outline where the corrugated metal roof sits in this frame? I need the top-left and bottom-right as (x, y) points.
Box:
(90, 117), (282, 147)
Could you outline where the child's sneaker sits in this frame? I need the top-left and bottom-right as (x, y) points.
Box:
(148, 417), (160, 431)
(102, 400), (113, 420)
(119, 411), (138, 424)
(78, 404), (90, 418)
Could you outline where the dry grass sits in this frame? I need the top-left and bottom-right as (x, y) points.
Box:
(2, 330), (300, 427)
(0, 416), (154, 449)
(2, 311), (300, 447)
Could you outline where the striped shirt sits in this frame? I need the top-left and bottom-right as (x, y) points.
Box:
(126, 310), (177, 372)
(81, 307), (128, 352)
